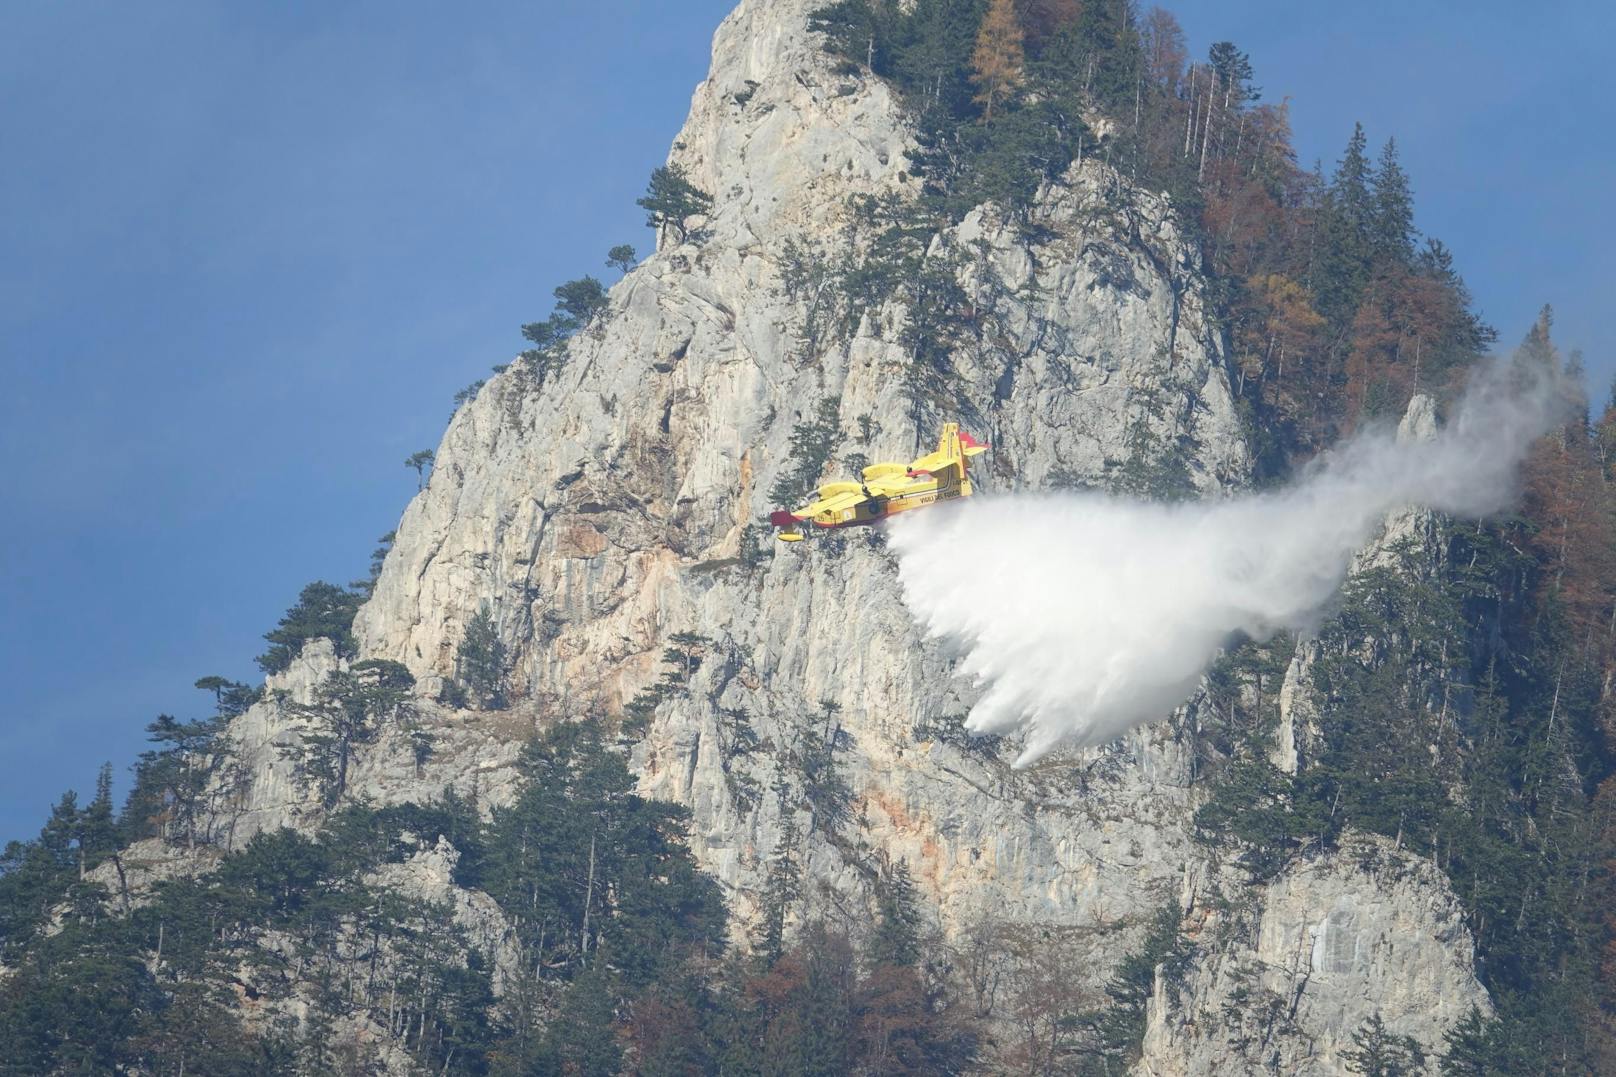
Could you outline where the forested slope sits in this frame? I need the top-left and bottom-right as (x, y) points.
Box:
(3, 2), (1613, 1074)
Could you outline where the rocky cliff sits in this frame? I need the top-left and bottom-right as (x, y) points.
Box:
(189, 0), (1489, 1071)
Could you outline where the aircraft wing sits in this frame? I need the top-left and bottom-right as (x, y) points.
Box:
(865, 474), (919, 496)
(796, 490), (864, 517)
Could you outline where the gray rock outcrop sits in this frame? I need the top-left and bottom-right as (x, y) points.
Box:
(182, 1), (1489, 1071)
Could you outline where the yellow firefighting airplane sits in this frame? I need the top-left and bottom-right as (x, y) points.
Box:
(769, 423), (988, 542)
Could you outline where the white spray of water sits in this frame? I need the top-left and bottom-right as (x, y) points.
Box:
(890, 363), (1569, 766)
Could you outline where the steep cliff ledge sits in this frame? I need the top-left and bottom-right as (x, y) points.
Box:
(191, 1), (1490, 1070)
(18, 2), (1573, 1073)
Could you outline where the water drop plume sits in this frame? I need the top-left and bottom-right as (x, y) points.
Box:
(890, 361), (1571, 766)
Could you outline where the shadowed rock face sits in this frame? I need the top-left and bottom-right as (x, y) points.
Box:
(206, 1), (1487, 1069)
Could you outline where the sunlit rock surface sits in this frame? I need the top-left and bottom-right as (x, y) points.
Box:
(181, 1), (1485, 1070)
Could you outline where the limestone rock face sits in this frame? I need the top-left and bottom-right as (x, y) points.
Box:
(212, 638), (524, 843)
(367, 839), (523, 994)
(1139, 835), (1489, 1075)
(326, 0), (1248, 945)
(350, 0), (1249, 707)
(193, 1), (1489, 1071)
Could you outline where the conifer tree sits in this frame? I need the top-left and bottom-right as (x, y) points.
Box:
(124, 713), (222, 846)
(1333, 122), (1373, 227)
(758, 790), (802, 966)
(1370, 137), (1415, 265)
(869, 860), (923, 968)
(355, 531), (396, 597)
(283, 660), (414, 806)
(193, 675), (260, 718)
(1438, 1007), (1497, 1075)
(1341, 1012), (1425, 1076)
(808, 0), (890, 72)
(971, 0), (1025, 120)
(605, 244), (637, 275)
(455, 603), (508, 709)
(539, 963), (620, 1073)
(519, 316), (564, 355)
(1202, 41), (1257, 175)
(1520, 302), (1555, 366)
(1018, 0), (1081, 51)
(551, 276), (608, 329)
(890, 0), (982, 118)
(0, 793), (78, 950)
(405, 449), (435, 490)
(1071, 0), (1139, 110)
(256, 581), (363, 674)
(796, 925), (856, 1074)
(1207, 41), (1256, 102)
(1314, 122), (1375, 326)
(637, 164), (714, 245)
(75, 764), (118, 880)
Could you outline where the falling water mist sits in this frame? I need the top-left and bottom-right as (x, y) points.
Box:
(890, 361), (1572, 766)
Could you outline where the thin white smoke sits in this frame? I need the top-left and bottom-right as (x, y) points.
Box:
(890, 361), (1570, 766)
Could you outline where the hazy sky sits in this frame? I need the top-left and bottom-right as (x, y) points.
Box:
(2, 0), (1609, 841)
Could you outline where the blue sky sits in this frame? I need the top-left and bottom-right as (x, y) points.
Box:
(1, 0), (1610, 842)
(1169, 0), (1614, 379)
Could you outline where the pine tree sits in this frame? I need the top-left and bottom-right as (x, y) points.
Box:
(0, 792), (81, 957)
(758, 805), (802, 966)
(1203, 41), (1257, 175)
(890, 0), (983, 119)
(193, 675), (260, 717)
(282, 660), (414, 805)
(629, 972), (717, 1076)
(1438, 1007), (1496, 1075)
(256, 581), (363, 673)
(455, 603), (508, 709)
(75, 764), (118, 880)
(1370, 137), (1415, 265)
(1092, 904), (1184, 1065)
(1207, 41), (1256, 102)
(405, 449), (435, 490)
(637, 164), (714, 245)
(519, 316), (565, 355)
(1333, 122), (1373, 231)
(869, 860), (923, 968)
(1520, 303), (1555, 367)
(551, 276), (608, 329)
(971, 0), (1025, 119)
(1314, 122), (1375, 326)
(808, 0), (890, 73)
(1071, 0), (1139, 110)
(796, 925), (856, 1076)
(1416, 237), (1496, 356)
(605, 244), (637, 275)
(1018, 0), (1081, 52)
(123, 712), (228, 847)
(354, 531), (396, 597)
(481, 719), (723, 989)
(1341, 1012), (1425, 1076)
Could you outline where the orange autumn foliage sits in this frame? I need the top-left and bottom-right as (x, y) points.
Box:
(1234, 273), (1325, 417)
(1341, 270), (1454, 421)
(1522, 421), (1616, 671)
(971, 0), (1025, 119)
